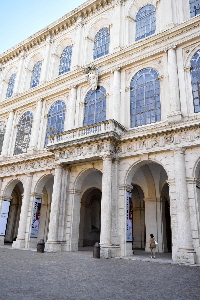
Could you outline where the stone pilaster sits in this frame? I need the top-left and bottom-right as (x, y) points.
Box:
(173, 148), (196, 264)
(1, 110), (15, 158)
(45, 165), (63, 252)
(13, 51), (26, 94)
(71, 20), (83, 68)
(12, 174), (33, 249)
(67, 87), (77, 130)
(167, 46), (182, 123)
(144, 197), (158, 251)
(40, 35), (53, 83)
(112, 68), (121, 123)
(28, 99), (43, 154)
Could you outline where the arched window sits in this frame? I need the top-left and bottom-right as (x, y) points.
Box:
(83, 86), (106, 126)
(190, 50), (200, 113)
(59, 46), (72, 75)
(45, 101), (66, 146)
(14, 112), (33, 155)
(30, 61), (42, 88)
(130, 68), (161, 127)
(93, 28), (110, 60)
(6, 73), (16, 98)
(135, 5), (156, 41)
(0, 121), (6, 154)
(189, 0), (200, 17)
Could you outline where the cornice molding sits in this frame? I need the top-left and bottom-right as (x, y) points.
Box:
(0, 0), (112, 63)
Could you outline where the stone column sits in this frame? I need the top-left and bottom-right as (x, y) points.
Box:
(12, 174), (33, 249)
(112, 68), (121, 123)
(28, 99), (43, 154)
(1, 110), (15, 157)
(100, 156), (113, 258)
(112, 0), (124, 52)
(167, 46), (182, 122)
(144, 197), (157, 251)
(45, 165), (63, 252)
(173, 148), (195, 264)
(67, 87), (77, 130)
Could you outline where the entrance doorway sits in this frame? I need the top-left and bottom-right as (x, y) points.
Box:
(4, 182), (23, 244)
(161, 183), (171, 252)
(79, 188), (101, 247)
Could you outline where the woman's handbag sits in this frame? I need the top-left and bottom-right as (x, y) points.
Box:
(155, 240), (158, 245)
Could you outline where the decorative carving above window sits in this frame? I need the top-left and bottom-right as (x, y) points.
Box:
(93, 27), (110, 60)
(190, 50), (200, 113)
(30, 61), (42, 88)
(59, 46), (72, 75)
(135, 5), (156, 41)
(84, 65), (98, 90)
(45, 101), (66, 146)
(14, 112), (33, 155)
(130, 68), (161, 127)
(189, 0), (200, 17)
(83, 86), (106, 126)
(6, 73), (16, 98)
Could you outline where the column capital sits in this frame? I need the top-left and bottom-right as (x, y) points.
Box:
(174, 147), (185, 155)
(143, 197), (157, 202)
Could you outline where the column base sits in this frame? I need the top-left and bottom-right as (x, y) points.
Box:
(167, 112), (182, 124)
(0, 236), (4, 246)
(45, 241), (67, 252)
(173, 248), (196, 265)
(12, 239), (25, 249)
(100, 244), (120, 258)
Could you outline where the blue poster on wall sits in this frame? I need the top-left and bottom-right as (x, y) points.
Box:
(126, 192), (132, 242)
(30, 198), (41, 238)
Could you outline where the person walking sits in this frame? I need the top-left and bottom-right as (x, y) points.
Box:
(149, 234), (156, 259)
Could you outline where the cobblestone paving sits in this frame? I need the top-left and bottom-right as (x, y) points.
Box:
(0, 247), (199, 300)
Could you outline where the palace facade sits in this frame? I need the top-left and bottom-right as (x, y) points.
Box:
(0, 0), (200, 264)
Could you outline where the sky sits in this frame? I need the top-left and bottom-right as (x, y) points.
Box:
(0, 0), (86, 54)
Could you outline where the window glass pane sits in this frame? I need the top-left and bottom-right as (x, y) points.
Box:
(130, 68), (161, 128)
(30, 61), (42, 88)
(135, 5), (156, 41)
(0, 121), (6, 154)
(14, 112), (33, 155)
(93, 28), (110, 60)
(189, 0), (200, 17)
(83, 86), (106, 126)
(59, 46), (72, 75)
(6, 73), (16, 98)
(190, 50), (200, 113)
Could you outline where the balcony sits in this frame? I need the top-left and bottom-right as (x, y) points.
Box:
(46, 119), (127, 150)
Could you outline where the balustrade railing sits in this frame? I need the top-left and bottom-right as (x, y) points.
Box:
(47, 119), (126, 146)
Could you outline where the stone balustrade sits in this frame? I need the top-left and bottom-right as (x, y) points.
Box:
(47, 119), (126, 147)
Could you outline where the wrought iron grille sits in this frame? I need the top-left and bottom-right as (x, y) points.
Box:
(130, 68), (161, 127)
(0, 121), (6, 154)
(30, 61), (42, 88)
(190, 50), (200, 113)
(189, 0), (200, 17)
(135, 5), (156, 41)
(14, 112), (33, 155)
(83, 86), (106, 126)
(45, 101), (66, 146)
(59, 46), (72, 75)
(6, 73), (16, 98)
(93, 28), (110, 60)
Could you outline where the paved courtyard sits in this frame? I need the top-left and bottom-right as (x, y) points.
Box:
(0, 246), (199, 300)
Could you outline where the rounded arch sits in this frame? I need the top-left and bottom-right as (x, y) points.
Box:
(83, 86), (106, 126)
(3, 179), (24, 198)
(130, 68), (161, 127)
(125, 159), (168, 189)
(85, 17), (112, 41)
(74, 168), (102, 193)
(45, 100), (66, 146)
(13, 111), (33, 155)
(34, 174), (54, 195)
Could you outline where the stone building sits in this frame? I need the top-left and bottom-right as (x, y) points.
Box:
(0, 0), (200, 265)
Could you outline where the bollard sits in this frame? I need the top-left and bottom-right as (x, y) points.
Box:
(93, 242), (100, 258)
(37, 239), (45, 253)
